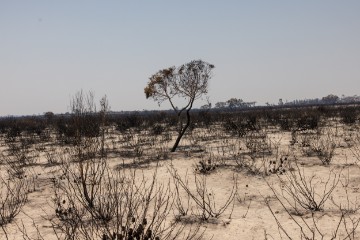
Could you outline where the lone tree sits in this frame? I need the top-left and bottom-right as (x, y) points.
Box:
(145, 59), (214, 152)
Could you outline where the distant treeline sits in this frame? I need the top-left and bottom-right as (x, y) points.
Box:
(209, 94), (360, 110)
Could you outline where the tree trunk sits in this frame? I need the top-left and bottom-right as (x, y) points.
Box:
(171, 108), (191, 152)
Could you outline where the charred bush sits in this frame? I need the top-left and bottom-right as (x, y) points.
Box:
(223, 118), (248, 137)
(151, 124), (165, 135)
(114, 113), (144, 132)
(340, 107), (358, 125)
(296, 113), (320, 131)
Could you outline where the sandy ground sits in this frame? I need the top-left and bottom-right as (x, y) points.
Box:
(1, 120), (360, 240)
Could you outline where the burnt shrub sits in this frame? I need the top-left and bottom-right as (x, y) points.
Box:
(77, 114), (100, 138)
(6, 124), (22, 142)
(23, 117), (46, 136)
(151, 124), (165, 135)
(55, 114), (100, 144)
(0, 117), (13, 135)
(143, 111), (168, 128)
(296, 113), (320, 131)
(245, 114), (258, 131)
(55, 116), (75, 136)
(340, 107), (358, 125)
(3, 117), (46, 143)
(278, 117), (293, 131)
(114, 113), (144, 132)
(165, 113), (178, 128)
(192, 110), (214, 129)
(223, 117), (250, 137)
(275, 109), (298, 131)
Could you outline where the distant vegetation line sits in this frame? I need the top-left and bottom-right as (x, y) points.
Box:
(1, 93), (360, 118)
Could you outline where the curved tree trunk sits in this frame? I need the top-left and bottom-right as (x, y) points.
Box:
(171, 105), (192, 152)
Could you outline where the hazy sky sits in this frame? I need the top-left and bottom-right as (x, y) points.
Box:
(1, 1), (360, 116)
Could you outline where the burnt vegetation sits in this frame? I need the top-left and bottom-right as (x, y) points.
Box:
(1, 91), (360, 239)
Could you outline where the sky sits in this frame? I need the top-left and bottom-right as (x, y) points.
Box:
(1, 1), (360, 116)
